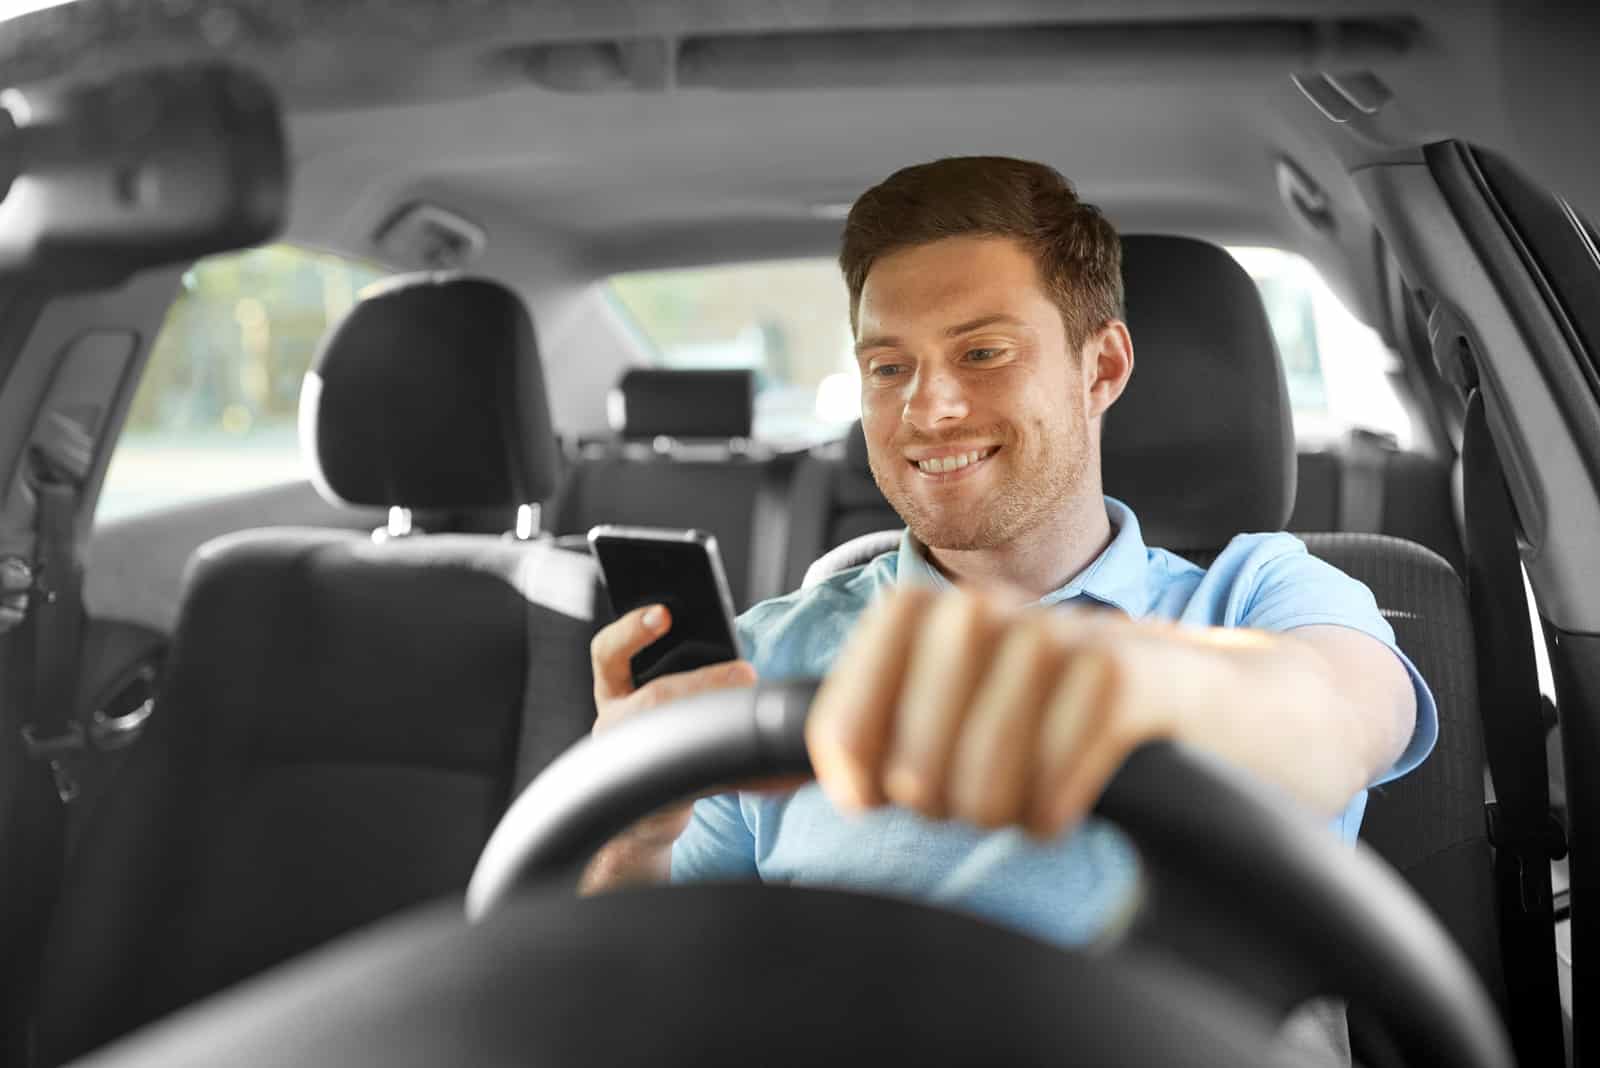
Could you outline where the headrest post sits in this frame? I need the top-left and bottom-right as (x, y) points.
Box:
(372, 506), (415, 543)
(514, 503), (542, 541)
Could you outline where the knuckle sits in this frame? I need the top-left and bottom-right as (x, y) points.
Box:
(806, 702), (855, 763)
(996, 616), (1051, 669)
(949, 777), (1002, 828)
(883, 760), (935, 811)
(632, 678), (670, 709)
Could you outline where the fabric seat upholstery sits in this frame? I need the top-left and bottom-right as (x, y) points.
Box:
(553, 368), (797, 609)
(37, 276), (600, 1063)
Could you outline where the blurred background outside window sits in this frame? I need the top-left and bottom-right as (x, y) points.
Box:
(96, 244), (387, 521)
(608, 247), (1414, 451)
(99, 243), (1413, 520)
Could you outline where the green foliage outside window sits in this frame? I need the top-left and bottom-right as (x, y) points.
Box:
(99, 244), (388, 520)
(128, 244), (387, 437)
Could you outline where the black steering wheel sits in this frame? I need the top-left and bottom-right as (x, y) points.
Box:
(465, 679), (1512, 1068)
(86, 680), (1512, 1068)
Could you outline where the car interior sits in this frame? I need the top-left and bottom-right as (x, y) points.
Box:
(0, 1), (1597, 1066)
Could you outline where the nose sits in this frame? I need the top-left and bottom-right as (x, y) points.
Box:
(902, 361), (970, 431)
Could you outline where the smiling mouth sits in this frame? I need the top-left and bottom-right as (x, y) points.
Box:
(909, 446), (1000, 475)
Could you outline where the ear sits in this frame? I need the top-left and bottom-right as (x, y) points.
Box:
(1082, 320), (1134, 420)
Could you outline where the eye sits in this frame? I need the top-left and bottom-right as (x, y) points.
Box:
(965, 348), (1003, 362)
(869, 362), (908, 379)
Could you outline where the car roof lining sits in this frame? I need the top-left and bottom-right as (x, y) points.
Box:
(7, 1), (1598, 335)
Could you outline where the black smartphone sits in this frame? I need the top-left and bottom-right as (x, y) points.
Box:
(587, 525), (743, 689)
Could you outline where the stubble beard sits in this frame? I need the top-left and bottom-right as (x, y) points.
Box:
(870, 414), (1093, 552)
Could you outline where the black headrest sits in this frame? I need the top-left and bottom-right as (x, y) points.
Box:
(844, 420), (872, 475)
(1107, 235), (1294, 546)
(301, 275), (559, 510)
(612, 369), (754, 440)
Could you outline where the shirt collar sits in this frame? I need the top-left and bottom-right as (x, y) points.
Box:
(893, 496), (1153, 617)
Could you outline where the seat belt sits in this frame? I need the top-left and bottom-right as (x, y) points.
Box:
(746, 449), (801, 605)
(1338, 428), (1391, 534)
(3, 444), (90, 1067)
(1460, 388), (1567, 1068)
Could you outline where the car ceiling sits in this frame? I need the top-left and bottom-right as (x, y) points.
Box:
(2, 0), (1598, 331)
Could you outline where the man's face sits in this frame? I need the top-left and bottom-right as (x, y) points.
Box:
(854, 235), (1096, 551)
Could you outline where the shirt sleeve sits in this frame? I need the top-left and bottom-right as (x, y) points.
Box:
(670, 792), (759, 883)
(1224, 533), (1440, 787)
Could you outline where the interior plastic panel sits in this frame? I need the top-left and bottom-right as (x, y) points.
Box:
(0, 269), (181, 586)
(1548, 625), (1600, 1066)
(1353, 159), (1600, 635)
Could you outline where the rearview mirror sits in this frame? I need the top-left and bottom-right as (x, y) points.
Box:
(0, 63), (286, 288)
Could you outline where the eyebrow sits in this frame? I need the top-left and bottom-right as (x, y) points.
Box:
(854, 313), (1031, 355)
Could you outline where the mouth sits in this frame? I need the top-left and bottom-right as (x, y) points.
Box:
(907, 445), (1001, 479)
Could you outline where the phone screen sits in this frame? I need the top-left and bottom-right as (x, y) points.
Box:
(589, 528), (742, 688)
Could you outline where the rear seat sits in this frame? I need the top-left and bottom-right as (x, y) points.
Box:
(783, 422), (899, 592)
(552, 368), (800, 609)
(1290, 428), (1465, 574)
(784, 421), (1467, 583)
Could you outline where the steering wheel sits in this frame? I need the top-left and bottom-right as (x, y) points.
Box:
(465, 679), (1512, 1068)
(85, 680), (1510, 1068)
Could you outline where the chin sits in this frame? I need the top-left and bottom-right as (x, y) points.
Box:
(903, 510), (1012, 552)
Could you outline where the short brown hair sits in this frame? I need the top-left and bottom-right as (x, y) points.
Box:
(839, 156), (1124, 349)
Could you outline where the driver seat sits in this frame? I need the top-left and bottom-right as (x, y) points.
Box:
(804, 236), (1506, 1056)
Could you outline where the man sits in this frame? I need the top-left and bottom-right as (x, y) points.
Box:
(581, 157), (1437, 1057)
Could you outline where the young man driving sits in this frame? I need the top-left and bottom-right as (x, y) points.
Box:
(581, 156), (1438, 1057)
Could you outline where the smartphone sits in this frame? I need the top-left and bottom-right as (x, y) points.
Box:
(587, 525), (743, 689)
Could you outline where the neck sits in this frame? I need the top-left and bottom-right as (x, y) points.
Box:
(925, 492), (1114, 598)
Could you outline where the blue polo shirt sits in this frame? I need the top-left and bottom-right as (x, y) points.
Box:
(671, 497), (1439, 947)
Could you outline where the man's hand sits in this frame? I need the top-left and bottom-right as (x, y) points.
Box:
(589, 603), (759, 848)
(592, 603), (758, 735)
(805, 586), (1415, 839)
(579, 604), (757, 893)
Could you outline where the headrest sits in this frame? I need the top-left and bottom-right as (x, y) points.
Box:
(1104, 235), (1294, 547)
(611, 369), (754, 440)
(844, 420), (872, 475)
(300, 275), (559, 510)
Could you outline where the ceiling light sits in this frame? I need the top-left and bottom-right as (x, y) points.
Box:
(809, 203), (853, 221)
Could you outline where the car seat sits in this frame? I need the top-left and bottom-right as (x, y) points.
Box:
(32, 276), (602, 1063)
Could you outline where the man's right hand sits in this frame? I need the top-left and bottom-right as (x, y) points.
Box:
(580, 603), (757, 893)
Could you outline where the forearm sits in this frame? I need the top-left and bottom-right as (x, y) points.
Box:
(1164, 625), (1410, 818)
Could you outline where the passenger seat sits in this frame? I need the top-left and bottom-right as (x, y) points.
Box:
(552, 368), (799, 609)
(35, 276), (600, 1063)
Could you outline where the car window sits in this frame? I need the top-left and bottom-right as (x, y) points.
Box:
(97, 244), (389, 521)
(1226, 247), (1414, 449)
(608, 248), (1414, 451)
(609, 261), (857, 450)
